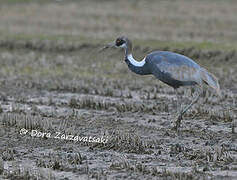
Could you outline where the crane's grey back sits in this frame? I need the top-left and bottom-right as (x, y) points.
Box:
(146, 51), (201, 69)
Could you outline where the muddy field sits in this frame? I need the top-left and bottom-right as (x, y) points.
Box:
(0, 0), (237, 179)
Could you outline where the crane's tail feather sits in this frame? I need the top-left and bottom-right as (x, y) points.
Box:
(200, 68), (221, 96)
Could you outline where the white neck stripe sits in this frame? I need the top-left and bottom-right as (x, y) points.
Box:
(127, 54), (145, 67)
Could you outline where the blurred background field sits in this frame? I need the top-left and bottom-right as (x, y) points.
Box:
(0, 0), (236, 179)
(1, 0), (237, 47)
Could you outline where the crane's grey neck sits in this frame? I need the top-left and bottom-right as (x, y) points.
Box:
(125, 54), (149, 75)
(127, 54), (145, 67)
(123, 38), (132, 56)
(122, 43), (150, 75)
(122, 39), (145, 67)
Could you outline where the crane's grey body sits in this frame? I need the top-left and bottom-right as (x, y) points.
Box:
(125, 51), (200, 89)
(102, 36), (220, 130)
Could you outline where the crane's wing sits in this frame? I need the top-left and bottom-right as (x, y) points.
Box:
(147, 51), (201, 86)
(145, 51), (221, 95)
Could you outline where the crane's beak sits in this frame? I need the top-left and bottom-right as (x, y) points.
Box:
(98, 42), (116, 53)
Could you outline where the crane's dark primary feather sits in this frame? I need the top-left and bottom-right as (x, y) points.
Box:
(200, 68), (221, 96)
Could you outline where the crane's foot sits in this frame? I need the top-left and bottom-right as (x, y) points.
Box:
(172, 114), (183, 131)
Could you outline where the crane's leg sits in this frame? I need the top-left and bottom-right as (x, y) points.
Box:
(175, 89), (182, 114)
(174, 86), (202, 130)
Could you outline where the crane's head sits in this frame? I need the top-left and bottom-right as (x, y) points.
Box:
(115, 36), (127, 48)
(99, 36), (132, 52)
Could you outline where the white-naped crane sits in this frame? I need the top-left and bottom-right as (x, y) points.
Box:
(101, 36), (221, 130)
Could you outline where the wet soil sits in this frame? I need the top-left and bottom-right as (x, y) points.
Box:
(0, 43), (236, 179)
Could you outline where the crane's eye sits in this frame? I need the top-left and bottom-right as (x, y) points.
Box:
(116, 39), (124, 46)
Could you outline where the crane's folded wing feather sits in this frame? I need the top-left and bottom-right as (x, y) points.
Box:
(147, 52), (201, 83)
